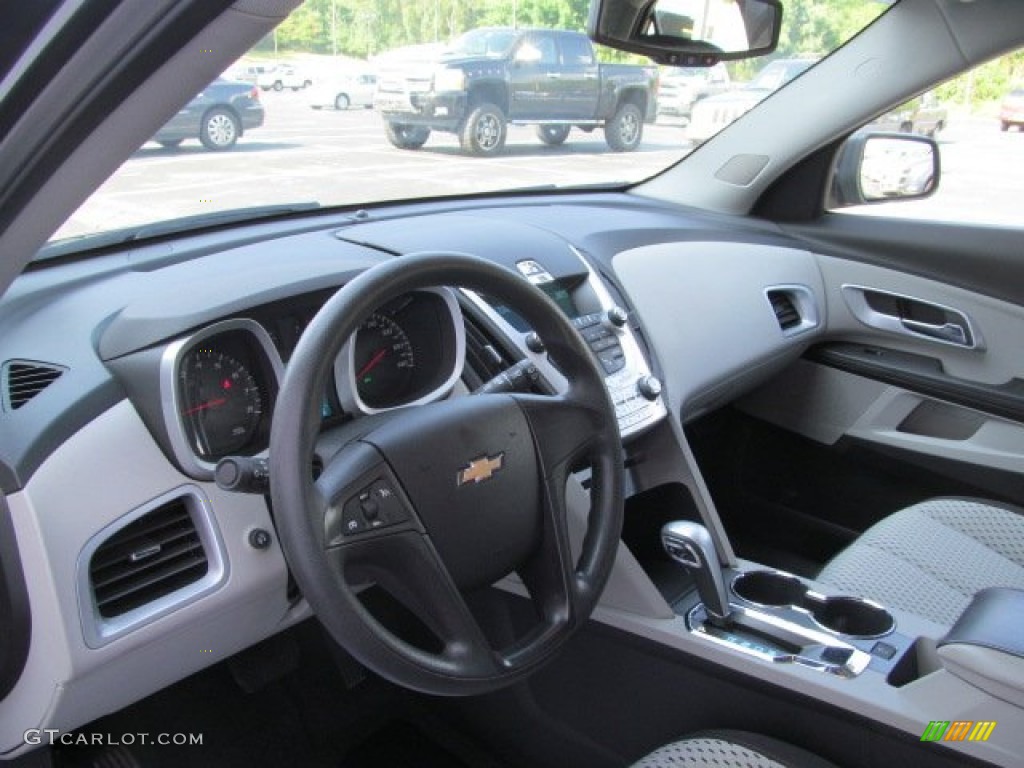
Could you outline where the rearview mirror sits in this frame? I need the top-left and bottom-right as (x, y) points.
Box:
(587, 0), (782, 66)
(831, 133), (941, 207)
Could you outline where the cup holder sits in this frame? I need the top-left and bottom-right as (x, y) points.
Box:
(731, 570), (895, 639)
(731, 570), (806, 607)
(808, 596), (895, 639)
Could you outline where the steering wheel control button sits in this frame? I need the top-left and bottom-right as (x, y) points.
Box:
(332, 479), (413, 541)
(340, 498), (368, 537)
(248, 528), (272, 550)
(358, 491), (379, 520)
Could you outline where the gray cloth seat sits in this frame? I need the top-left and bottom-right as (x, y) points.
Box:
(632, 730), (838, 768)
(817, 498), (1024, 626)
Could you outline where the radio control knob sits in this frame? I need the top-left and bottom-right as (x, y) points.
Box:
(606, 306), (628, 328)
(637, 375), (662, 401)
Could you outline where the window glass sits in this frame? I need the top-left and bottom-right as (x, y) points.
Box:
(560, 35), (595, 66)
(835, 48), (1024, 227)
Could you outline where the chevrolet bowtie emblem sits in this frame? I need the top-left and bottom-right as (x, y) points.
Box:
(457, 453), (505, 486)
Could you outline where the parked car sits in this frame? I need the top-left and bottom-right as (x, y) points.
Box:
(1000, 87), (1024, 131)
(224, 63), (269, 84)
(308, 72), (377, 110)
(153, 78), (264, 150)
(656, 63), (731, 121)
(257, 65), (312, 91)
(870, 92), (947, 136)
(687, 57), (815, 143)
(374, 27), (658, 155)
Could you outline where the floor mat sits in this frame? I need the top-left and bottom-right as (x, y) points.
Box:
(339, 721), (469, 768)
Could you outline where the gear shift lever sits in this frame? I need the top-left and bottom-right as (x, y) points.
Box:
(662, 521), (733, 626)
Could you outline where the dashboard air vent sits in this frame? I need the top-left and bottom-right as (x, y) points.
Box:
(462, 310), (517, 387)
(89, 497), (209, 619)
(767, 291), (802, 331)
(2, 360), (66, 410)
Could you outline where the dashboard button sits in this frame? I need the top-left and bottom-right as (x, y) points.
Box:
(637, 375), (663, 401)
(606, 306), (628, 328)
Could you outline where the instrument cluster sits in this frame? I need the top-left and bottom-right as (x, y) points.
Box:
(163, 289), (464, 477)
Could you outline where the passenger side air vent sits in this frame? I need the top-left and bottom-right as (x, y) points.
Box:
(2, 359), (66, 410)
(766, 290), (802, 331)
(462, 310), (518, 388)
(89, 496), (209, 619)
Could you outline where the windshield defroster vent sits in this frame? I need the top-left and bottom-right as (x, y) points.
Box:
(79, 487), (227, 647)
(2, 360), (66, 410)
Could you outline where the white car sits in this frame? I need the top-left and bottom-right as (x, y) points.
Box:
(656, 63), (731, 120)
(308, 72), (377, 110)
(257, 65), (311, 92)
(687, 58), (815, 143)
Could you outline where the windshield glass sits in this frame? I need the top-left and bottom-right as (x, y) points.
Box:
(447, 28), (518, 58)
(47, 0), (889, 252)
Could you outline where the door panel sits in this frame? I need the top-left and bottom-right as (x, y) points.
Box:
(737, 252), (1024, 482)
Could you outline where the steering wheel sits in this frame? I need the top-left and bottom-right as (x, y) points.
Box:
(270, 252), (623, 695)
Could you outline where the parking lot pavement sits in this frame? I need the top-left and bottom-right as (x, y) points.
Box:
(56, 92), (1019, 240)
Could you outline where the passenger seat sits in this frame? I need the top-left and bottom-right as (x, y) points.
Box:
(817, 498), (1024, 626)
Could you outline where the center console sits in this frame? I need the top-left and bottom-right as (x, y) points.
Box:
(662, 521), (899, 679)
(466, 247), (668, 439)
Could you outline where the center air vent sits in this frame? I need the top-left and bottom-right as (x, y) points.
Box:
(89, 496), (209, 619)
(462, 309), (519, 388)
(2, 360), (66, 410)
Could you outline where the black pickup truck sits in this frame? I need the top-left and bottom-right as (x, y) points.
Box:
(373, 28), (658, 156)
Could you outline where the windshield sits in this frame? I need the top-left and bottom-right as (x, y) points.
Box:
(47, 0), (888, 253)
(447, 28), (519, 58)
(748, 60), (813, 91)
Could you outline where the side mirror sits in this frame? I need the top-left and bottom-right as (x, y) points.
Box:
(830, 133), (941, 208)
(587, 0), (782, 66)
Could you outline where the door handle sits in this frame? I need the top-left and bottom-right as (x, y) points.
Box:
(900, 318), (969, 346)
(841, 285), (983, 350)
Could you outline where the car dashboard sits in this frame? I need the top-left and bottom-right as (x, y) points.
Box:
(0, 192), (826, 754)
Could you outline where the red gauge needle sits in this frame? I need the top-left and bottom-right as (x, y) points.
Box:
(357, 349), (387, 378)
(184, 397), (227, 415)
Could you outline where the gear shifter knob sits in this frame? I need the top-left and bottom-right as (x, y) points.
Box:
(662, 521), (733, 626)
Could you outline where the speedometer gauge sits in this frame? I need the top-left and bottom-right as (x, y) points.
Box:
(179, 349), (262, 458)
(353, 313), (416, 407)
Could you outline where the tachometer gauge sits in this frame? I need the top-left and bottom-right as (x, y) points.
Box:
(179, 349), (262, 458)
(353, 312), (416, 408)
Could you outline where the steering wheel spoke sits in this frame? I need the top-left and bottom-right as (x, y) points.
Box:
(512, 392), (612, 476)
(316, 442), (421, 547)
(332, 531), (503, 676)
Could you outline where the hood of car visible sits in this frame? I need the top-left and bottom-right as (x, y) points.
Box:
(437, 54), (504, 68)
